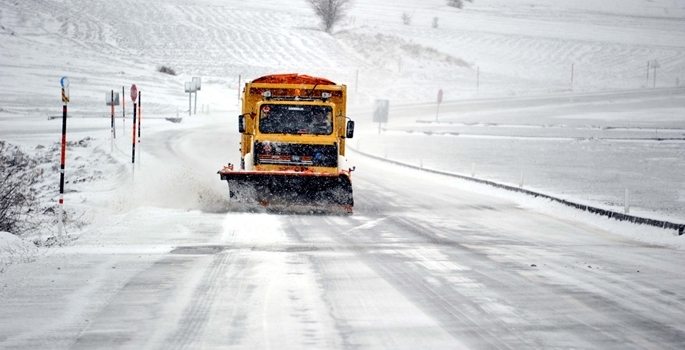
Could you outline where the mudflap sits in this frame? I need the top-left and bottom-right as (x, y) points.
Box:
(221, 172), (353, 210)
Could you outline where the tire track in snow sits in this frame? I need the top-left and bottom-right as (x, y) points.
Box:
(164, 251), (237, 350)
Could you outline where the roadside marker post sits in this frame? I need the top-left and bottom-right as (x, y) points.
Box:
(106, 90), (120, 153)
(570, 63), (574, 90)
(185, 82), (193, 116)
(373, 99), (389, 135)
(476, 66), (480, 95)
(137, 91), (141, 164)
(58, 76), (70, 238)
(122, 86), (126, 132)
(111, 91), (115, 139)
(111, 91), (114, 153)
(184, 78), (201, 116)
(192, 77), (201, 115)
(131, 84), (138, 164)
(625, 189), (630, 214)
(436, 89), (443, 122)
(651, 60), (660, 88)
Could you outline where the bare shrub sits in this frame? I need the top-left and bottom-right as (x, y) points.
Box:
(402, 12), (412, 25)
(306, 0), (353, 33)
(447, 0), (463, 8)
(0, 141), (44, 236)
(158, 65), (176, 76)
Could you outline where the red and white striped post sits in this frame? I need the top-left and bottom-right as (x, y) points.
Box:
(137, 91), (141, 164)
(58, 77), (70, 237)
(131, 84), (138, 164)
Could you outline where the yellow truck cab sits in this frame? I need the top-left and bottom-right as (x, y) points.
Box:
(219, 74), (355, 212)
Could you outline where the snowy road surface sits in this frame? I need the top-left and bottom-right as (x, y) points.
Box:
(2, 0), (685, 348)
(2, 119), (685, 349)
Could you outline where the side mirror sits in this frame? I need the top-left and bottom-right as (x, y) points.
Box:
(346, 120), (355, 139)
(238, 114), (246, 133)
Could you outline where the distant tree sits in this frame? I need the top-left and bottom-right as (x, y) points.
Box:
(447, 0), (464, 8)
(402, 12), (413, 25)
(306, 0), (353, 33)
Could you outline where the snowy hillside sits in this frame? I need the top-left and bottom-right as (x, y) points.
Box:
(2, 0), (684, 112)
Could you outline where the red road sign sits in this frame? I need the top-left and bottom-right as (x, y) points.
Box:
(130, 84), (138, 102)
(437, 89), (443, 104)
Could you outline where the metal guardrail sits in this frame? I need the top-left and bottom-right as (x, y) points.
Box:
(350, 146), (685, 236)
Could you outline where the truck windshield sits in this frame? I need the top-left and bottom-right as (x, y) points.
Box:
(258, 104), (333, 135)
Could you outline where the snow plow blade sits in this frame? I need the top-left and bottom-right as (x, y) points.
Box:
(219, 171), (353, 211)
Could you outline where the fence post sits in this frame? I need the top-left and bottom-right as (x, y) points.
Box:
(570, 63), (574, 90)
(624, 189), (630, 214)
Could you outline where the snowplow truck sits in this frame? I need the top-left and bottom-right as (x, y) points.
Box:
(218, 74), (355, 212)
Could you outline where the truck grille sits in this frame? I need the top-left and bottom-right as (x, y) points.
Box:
(254, 142), (337, 167)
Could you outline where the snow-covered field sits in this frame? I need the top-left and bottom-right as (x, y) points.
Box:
(2, 0), (685, 348)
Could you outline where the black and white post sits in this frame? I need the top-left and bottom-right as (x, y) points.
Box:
(106, 90), (120, 153)
(122, 86), (126, 131)
(137, 91), (141, 164)
(131, 84), (138, 164)
(111, 90), (114, 152)
(58, 76), (70, 238)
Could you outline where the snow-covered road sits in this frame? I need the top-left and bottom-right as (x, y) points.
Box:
(2, 116), (685, 349)
(2, 0), (685, 348)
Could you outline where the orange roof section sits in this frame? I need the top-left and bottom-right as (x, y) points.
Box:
(252, 73), (336, 85)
